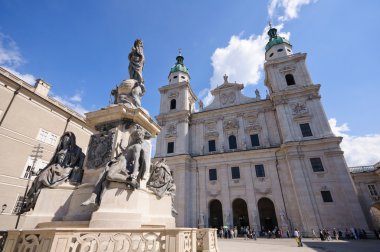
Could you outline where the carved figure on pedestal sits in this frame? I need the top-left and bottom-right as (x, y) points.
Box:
(147, 158), (177, 215)
(82, 125), (152, 205)
(21, 132), (85, 213)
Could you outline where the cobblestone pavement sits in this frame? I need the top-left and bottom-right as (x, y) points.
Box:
(217, 238), (380, 252)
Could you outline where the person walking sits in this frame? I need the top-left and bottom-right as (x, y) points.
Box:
(294, 228), (303, 247)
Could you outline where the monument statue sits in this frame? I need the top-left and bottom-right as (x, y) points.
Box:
(255, 88), (261, 100)
(147, 158), (177, 215)
(82, 124), (152, 205)
(21, 132), (85, 213)
(128, 39), (145, 84)
(110, 39), (146, 108)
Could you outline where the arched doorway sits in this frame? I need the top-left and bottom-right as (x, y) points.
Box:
(370, 203), (380, 229)
(209, 199), (223, 228)
(232, 198), (250, 229)
(258, 197), (278, 232)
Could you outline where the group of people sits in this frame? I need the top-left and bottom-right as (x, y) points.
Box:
(217, 226), (257, 240)
(313, 227), (368, 241)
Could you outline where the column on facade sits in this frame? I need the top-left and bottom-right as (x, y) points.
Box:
(220, 164), (231, 226)
(285, 153), (322, 232)
(198, 164), (208, 228)
(242, 162), (259, 230)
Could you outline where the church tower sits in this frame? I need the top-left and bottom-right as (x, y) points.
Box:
(155, 52), (197, 157)
(264, 26), (368, 232)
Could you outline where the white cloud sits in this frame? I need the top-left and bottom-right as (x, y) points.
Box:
(2, 66), (36, 85)
(329, 118), (380, 166)
(52, 93), (89, 116)
(268, 0), (318, 21)
(210, 29), (267, 89)
(0, 33), (36, 84)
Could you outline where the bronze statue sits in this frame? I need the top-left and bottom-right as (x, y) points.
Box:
(21, 132), (85, 213)
(128, 39), (144, 84)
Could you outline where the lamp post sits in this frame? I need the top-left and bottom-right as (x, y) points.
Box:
(1, 204), (6, 214)
(15, 144), (43, 229)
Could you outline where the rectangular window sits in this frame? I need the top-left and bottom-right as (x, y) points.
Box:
(231, 166), (240, 179)
(22, 157), (48, 179)
(310, 158), (324, 172)
(208, 140), (216, 152)
(37, 128), (59, 146)
(300, 123), (313, 137)
(167, 142), (174, 154)
(12, 196), (25, 214)
(250, 134), (260, 147)
(368, 185), (379, 196)
(321, 190), (333, 202)
(255, 164), (265, 177)
(209, 169), (217, 181)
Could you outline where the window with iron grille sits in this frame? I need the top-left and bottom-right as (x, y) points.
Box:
(209, 169), (217, 181)
(300, 123), (313, 137)
(255, 164), (265, 177)
(310, 158), (324, 172)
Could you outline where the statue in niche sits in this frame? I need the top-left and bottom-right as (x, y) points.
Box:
(82, 125), (151, 205)
(147, 158), (177, 215)
(110, 39), (146, 108)
(21, 132), (85, 213)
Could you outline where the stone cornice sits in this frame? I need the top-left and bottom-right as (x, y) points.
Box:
(270, 84), (321, 103)
(280, 136), (343, 149)
(158, 81), (197, 101)
(264, 52), (307, 67)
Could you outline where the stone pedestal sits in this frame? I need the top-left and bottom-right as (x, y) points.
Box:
(22, 185), (75, 229)
(89, 182), (175, 229)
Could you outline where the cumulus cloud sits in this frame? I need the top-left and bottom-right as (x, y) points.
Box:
(0, 33), (36, 84)
(268, 0), (318, 21)
(329, 118), (380, 166)
(52, 93), (89, 116)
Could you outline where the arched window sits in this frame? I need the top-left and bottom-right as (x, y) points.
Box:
(285, 74), (296, 86)
(228, 135), (237, 150)
(170, 99), (176, 110)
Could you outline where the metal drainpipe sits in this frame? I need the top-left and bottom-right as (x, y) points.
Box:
(0, 86), (22, 127)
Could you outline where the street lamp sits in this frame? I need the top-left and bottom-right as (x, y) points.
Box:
(1, 204), (7, 214)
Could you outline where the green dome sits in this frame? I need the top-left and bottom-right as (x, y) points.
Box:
(265, 27), (291, 51)
(169, 55), (190, 75)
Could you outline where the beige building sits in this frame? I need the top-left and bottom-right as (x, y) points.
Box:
(350, 162), (380, 231)
(155, 27), (369, 235)
(0, 67), (93, 229)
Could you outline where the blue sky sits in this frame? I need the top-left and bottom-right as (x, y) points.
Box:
(0, 0), (379, 165)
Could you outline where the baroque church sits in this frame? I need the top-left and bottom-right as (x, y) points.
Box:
(154, 26), (368, 234)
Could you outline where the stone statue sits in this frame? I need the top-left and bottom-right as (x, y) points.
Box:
(223, 74), (228, 83)
(110, 39), (146, 108)
(128, 39), (145, 84)
(198, 100), (203, 110)
(255, 88), (261, 100)
(82, 125), (152, 205)
(147, 158), (177, 215)
(21, 132), (85, 213)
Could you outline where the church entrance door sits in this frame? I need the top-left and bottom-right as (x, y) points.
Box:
(209, 199), (223, 228)
(258, 197), (278, 232)
(232, 198), (250, 230)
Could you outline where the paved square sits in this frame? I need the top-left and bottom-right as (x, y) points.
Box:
(217, 238), (380, 252)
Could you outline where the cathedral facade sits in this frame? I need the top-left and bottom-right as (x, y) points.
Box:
(155, 27), (368, 235)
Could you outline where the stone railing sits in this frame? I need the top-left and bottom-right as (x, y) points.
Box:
(349, 165), (376, 174)
(3, 228), (218, 252)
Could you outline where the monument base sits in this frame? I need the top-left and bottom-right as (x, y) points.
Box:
(22, 185), (76, 229)
(3, 228), (219, 252)
(89, 182), (175, 229)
